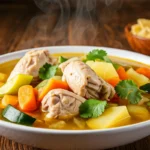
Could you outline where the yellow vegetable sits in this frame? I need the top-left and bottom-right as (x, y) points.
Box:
(73, 117), (86, 129)
(1, 95), (18, 108)
(127, 105), (150, 121)
(0, 82), (4, 87)
(49, 121), (66, 129)
(86, 106), (131, 129)
(126, 68), (149, 86)
(0, 73), (8, 82)
(0, 74), (33, 97)
(86, 61), (118, 80)
(131, 18), (150, 39)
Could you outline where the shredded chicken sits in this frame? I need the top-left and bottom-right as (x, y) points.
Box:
(7, 49), (54, 81)
(59, 58), (115, 100)
(42, 89), (86, 119)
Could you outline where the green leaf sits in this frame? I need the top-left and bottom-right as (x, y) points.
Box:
(39, 63), (58, 80)
(86, 49), (107, 61)
(103, 56), (112, 63)
(140, 83), (150, 93)
(115, 80), (142, 104)
(58, 56), (68, 63)
(79, 99), (107, 118)
(113, 63), (120, 70)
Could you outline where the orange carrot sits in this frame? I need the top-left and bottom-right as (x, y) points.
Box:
(37, 78), (69, 101)
(117, 66), (128, 80)
(18, 85), (37, 112)
(136, 67), (150, 78)
(107, 77), (121, 87)
(1, 95), (18, 108)
(33, 88), (38, 98)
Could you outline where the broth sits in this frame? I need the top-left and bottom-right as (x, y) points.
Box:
(0, 52), (150, 130)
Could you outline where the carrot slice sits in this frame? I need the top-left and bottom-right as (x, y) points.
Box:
(136, 67), (150, 78)
(1, 95), (18, 108)
(18, 85), (37, 112)
(107, 77), (121, 87)
(37, 78), (69, 101)
(117, 66), (128, 80)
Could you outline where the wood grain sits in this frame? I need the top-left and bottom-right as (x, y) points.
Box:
(0, 1), (150, 150)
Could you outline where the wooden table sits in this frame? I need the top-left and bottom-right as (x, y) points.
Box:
(0, 1), (150, 150)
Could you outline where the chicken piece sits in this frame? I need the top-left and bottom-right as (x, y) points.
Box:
(59, 58), (115, 100)
(42, 89), (86, 119)
(7, 50), (53, 81)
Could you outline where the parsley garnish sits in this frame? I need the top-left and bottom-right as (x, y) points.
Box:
(115, 80), (142, 104)
(58, 56), (68, 64)
(85, 49), (120, 69)
(39, 63), (58, 80)
(86, 49), (107, 61)
(79, 99), (107, 118)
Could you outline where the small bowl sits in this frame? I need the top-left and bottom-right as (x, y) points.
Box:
(125, 24), (150, 55)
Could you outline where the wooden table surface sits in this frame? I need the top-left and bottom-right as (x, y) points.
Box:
(0, 1), (150, 150)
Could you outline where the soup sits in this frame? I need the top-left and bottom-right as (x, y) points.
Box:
(0, 49), (150, 130)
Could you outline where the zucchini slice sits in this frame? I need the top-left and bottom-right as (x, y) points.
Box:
(2, 105), (36, 126)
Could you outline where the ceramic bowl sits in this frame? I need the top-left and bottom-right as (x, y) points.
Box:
(125, 24), (150, 55)
(0, 46), (150, 150)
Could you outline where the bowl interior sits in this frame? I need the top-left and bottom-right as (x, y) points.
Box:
(0, 46), (150, 134)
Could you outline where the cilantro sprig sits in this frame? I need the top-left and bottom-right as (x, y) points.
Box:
(115, 80), (142, 104)
(85, 49), (112, 63)
(79, 99), (107, 118)
(39, 63), (58, 80)
(85, 49), (119, 69)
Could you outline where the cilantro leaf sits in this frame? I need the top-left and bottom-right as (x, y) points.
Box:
(58, 56), (68, 64)
(79, 99), (107, 118)
(115, 80), (142, 104)
(85, 49), (120, 70)
(39, 63), (58, 80)
(86, 49), (107, 61)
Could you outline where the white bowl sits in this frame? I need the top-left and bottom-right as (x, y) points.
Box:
(0, 46), (150, 150)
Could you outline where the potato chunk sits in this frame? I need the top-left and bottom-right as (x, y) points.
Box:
(86, 106), (131, 129)
(126, 68), (149, 86)
(127, 105), (150, 120)
(86, 61), (118, 80)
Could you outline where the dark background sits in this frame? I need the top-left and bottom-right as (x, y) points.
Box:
(0, 0), (150, 55)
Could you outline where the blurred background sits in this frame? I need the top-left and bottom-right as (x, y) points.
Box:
(0, 0), (150, 55)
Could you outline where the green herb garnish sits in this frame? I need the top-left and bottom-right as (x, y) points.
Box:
(39, 63), (58, 80)
(115, 80), (142, 104)
(79, 99), (107, 118)
(86, 49), (107, 61)
(85, 49), (120, 69)
(58, 56), (68, 64)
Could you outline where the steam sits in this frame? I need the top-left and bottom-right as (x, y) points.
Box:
(15, 0), (124, 50)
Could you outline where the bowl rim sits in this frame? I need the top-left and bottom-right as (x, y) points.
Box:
(0, 45), (150, 135)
